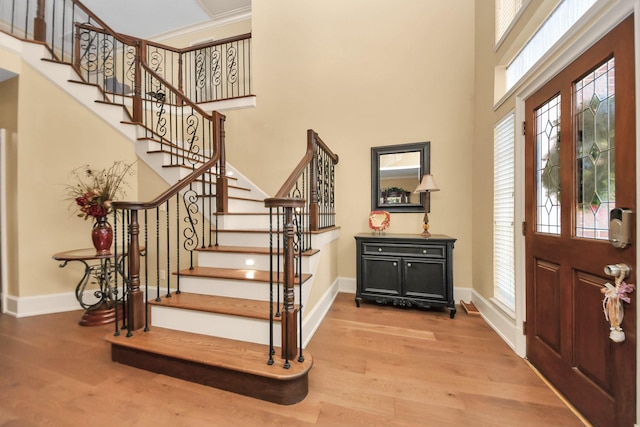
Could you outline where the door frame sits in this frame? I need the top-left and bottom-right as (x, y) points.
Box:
(508, 1), (640, 420)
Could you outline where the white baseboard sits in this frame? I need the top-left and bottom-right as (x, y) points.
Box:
(469, 289), (521, 354)
(4, 292), (80, 317)
(3, 286), (171, 318)
(339, 276), (356, 293)
(301, 278), (340, 348)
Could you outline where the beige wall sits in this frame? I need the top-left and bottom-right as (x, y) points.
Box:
(223, 0), (476, 286)
(472, 1), (561, 302)
(472, 2), (498, 300)
(0, 75), (19, 296)
(0, 76), (18, 132)
(3, 60), (138, 297)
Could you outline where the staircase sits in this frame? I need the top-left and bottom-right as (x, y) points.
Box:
(1, 0), (339, 405)
(107, 231), (319, 405)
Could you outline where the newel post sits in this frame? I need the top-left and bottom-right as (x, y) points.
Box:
(281, 206), (298, 360)
(132, 40), (145, 123)
(215, 112), (228, 213)
(127, 210), (145, 331)
(34, 0), (46, 42)
(264, 197), (304, 361)
(178, 52), (184, 97)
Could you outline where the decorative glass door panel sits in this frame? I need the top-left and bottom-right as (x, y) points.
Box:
(535, 94), (561, 234)
(575, 58), (615, 240)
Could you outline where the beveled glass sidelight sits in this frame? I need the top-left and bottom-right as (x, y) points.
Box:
(536, 94), (561, 235)
(575, 58), (615, 240)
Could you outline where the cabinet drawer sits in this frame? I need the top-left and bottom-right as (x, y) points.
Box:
(362, 243), (445, 258)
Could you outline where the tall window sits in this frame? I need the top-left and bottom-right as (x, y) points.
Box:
(506, 0), (597, 90)
(494, 112), (515, 311)
(495, 0), (526, 43)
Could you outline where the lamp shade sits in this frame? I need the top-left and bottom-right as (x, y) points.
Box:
(414, 174), (440, 193)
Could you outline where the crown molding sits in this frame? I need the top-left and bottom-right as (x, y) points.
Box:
(152, 6), (251, 42)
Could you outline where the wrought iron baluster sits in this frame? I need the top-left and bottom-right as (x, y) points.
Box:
(182, 182), (200, 270)
(276, 207), (281, 317)
(176, 195), (181, 294)
(296, 208), (304, 363)
(113, 209), (120, 336)
(165, 199), (171, 298)
(268, 207), (275, 365)
(155, 206), (161, 302)
(23, 0), (28, 38)
(143, 210), (149, 332)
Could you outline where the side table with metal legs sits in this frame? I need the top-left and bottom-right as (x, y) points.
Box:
(53, 248), (126, 326)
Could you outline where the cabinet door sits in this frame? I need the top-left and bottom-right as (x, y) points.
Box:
(361, 256), (401, 296)
(403, 258), (447, 301)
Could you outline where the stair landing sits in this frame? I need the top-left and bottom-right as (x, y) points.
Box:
(106, 327), (312, 405)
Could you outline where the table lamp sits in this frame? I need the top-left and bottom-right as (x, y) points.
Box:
(414, 174), (440, 237)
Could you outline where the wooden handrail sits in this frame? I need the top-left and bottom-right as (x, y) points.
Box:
(112, 111), (225, 211)
(138, 62), (214, 118)
(272, 130), (339, 199)
(264, 131), (337, 360)
(71, 1), (133, 44)
(144, 33), (252, 55)
(114, 111), (225, 332)
(312, 131), (339, 165)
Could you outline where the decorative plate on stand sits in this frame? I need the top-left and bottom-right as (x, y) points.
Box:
(369, 210), (390, 233)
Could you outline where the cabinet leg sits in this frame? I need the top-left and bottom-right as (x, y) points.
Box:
(449, 307), (456, 319)
(355, 297), (361, 308)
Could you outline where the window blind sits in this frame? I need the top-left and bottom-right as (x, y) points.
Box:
(495, 0), (525, 42)
(494, 112), (516, 311)
(506, 0), (597, 89)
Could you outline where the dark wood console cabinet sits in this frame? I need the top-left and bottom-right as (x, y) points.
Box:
(355, 233), (456, 318)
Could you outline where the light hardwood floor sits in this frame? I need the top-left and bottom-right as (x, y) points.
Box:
(0, 293), (586, 426)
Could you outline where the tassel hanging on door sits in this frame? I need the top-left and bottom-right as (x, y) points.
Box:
(601, 277), (635, 343)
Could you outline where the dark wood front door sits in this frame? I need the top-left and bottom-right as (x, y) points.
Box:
(525, 16), (636, 427)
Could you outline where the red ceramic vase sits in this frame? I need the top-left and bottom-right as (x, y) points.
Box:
(92, 216), (113, 255)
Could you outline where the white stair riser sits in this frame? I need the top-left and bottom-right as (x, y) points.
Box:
(228, 187), (257, 199)
(178, 276), (270, 300)
(151, 305), (281, 346)
(198, 251), (311, 272)
(226, 199), (267, 213)
(215, 232), (271, 247)
(177, 276), (305, 305)
(218, 214), (270, 230)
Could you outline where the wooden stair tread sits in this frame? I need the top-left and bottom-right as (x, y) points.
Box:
(212, 210), (269, 215)
(215, 226), (341, 234)
(105, 327), (312, 379)
(149, 292), (292, 320)
(199, 197), (264, 204)
(177, 266), (312, 283)
(197, 245), (319, 256)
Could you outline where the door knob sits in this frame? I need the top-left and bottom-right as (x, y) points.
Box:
(604, 263), (631, 279)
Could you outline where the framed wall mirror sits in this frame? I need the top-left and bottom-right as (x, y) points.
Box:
(371, 142), (430, 213)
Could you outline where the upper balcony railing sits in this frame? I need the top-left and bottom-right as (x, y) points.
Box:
(143, 34), (252, 104)
(0, 0), (252, 107)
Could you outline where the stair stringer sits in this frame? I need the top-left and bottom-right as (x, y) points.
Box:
(17, 39), (138, 142)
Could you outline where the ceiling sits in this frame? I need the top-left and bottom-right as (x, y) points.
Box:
(81, 0), (251, 39)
